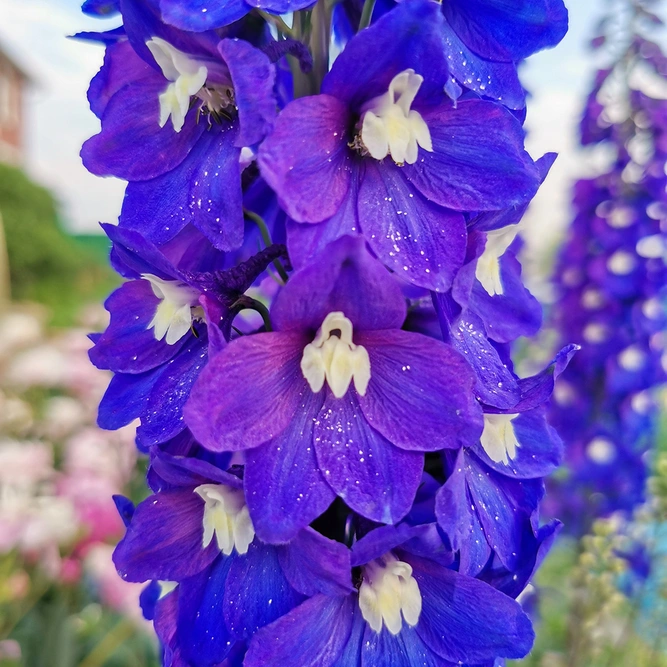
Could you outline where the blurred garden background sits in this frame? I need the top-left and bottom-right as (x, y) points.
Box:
(0, 0), (665, 666)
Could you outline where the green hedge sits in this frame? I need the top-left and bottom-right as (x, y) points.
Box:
(0, 163), (117, 325)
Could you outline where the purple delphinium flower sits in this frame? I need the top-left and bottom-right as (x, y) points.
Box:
(243, 524), (535, 666)
(90, 223), (285, 449)
(547, 14), (667, 534)
(185, 235), (483, 543)
(114, 451), (352, 666)
(81, 1), (276, 250)
(258, 0), (543, 292)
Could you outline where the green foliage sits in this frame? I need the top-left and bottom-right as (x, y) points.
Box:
(0, 163), (117, 326)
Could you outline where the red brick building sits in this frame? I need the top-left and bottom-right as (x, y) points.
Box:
(0, 43), (28, 165)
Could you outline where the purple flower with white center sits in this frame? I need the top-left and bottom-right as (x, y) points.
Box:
(243, 524), (535, 666)
(258, 0), (543, 292)
(114, 452), (353, 666)
(185, 235), (483, 543)
(90, 224), (285, 448)
(81, 4), (276, 250)
(434, 345), (574, 575)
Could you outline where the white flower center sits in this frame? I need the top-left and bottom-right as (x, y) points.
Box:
(480, 413), (520, 465)
(636, 234), (666, 260)
(194, 483), (255, 556)
(475, 225), (520, 297)
(581, 288), (604, 310)
(359, 69), (432, 165)
(583, 323), (608, 343)
(147, 37), (209, 132)
(586, 437), (616, 464)
(142, 274), (201, 345)
(642, 297), (663, 320)
(358, 553), (422, 635)
(607, 250), (636, 275)
(300, 312), (370, 399)
(618, 345), (645, 371)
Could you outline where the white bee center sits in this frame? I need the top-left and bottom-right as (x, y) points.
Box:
(581, 288), (604, 310)
(301, 312), (371, 399)
(194, 484), (255, 556)
(475, 224), (520, 297)
(607, 250), (636, 276)
(586, 437), (616, 464)
(583, 323), (608, 343)
(642, 297), (663, 320)
(359, 69), (433, 165)
(358, 553), (422, 635)
(142, 274), (201, 345)
(147, 37), (209, 132)
(480, 413), (520, 465)
(618, 345), (645, 371)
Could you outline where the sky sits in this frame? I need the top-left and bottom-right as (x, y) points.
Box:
(0, 0), (612, 262)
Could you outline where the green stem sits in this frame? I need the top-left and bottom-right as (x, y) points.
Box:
(257, 10), (296, 38)
(233, 296), (273, 332)
(243, 209), (289, 283)
(309, 0), (332, 93)
(358, 0), (376, 30)
(78, 617), (137, 667)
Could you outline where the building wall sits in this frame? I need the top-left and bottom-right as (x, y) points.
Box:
(0, 51), (24, 165)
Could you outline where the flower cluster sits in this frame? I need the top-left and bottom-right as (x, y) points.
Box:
(547, 0), (667, 535)
(80, 0), (570, 663)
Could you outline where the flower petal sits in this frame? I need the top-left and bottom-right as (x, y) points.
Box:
(359, 162), (466, 292)
(113, 489), (218, 582)
(81, 79), (205, 181)
(258, 95), (353, 223)
(219, 38), (276, 148)
(138, 335), (208, 446)
(472, 408), (563, 479)
(404, 100), (541, 212)
(177, 556), (236, 665)
(90, 281), (185, 373)
(315, 391), (423, 524)
(160, 0), (250, 31)
(407, 554), (534, 662)
(277, 528), (355, 597)
(357, 329), (483, 452)
(322, 0), (448, 111)
(362, 624), (453, 667)
(272, 234), (406, 333)
(445, 0), (568, 62)
(224, 542), (305, 638)
(244, 391), (334, 544)
(244, 595), (360, 667)
(185, 331), (308, 451)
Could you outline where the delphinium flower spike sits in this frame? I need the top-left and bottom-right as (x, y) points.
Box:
(78, 0), (570, 663)
(547, 0), (667, 535)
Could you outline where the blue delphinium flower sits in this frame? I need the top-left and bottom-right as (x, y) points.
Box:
(114, 451), (352, 666)
(185, 235), (483, 542)
(81, 0), (276, 250)
(547, 7), (667, 534)
(243, 523), (535, 666)
(90, 223), (286, 449)
(258, 0), (543, 291)
(79, 0), (570, 663)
